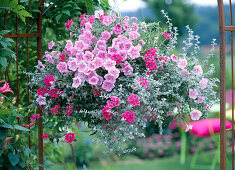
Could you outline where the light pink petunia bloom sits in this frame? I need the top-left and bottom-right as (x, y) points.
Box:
(128, 45), (141, 59)
(92, 57), (103, 68)
(36, 96), (46, 105)
(193, 65), (203, 75)
(87, 62), (96, 71)
(112, 23), (122, 35)
(76, 52), (84, 61)
(195, 96), (205, 104)
(83, 51), (94, 61)
(132, 23), (139, 31)
(96, 50), (108, 60)
(128, 31), (140, 40)
(108, 46), (119, 55)
(190, 109), (202, 121)
(44, 53), (55, 64)
(180, 69), (189, 74)
(37, 60), (45, 70)
(85, 22), (92, 30)
(100, 31), (111, 41)
(171, 54), (179, 62)
(102, 80), (115, 92)
(75, 40), (88, 51)
(72, 76), (82, 88)
(199, 78), (208, 89)
(96, 75), (104, 86)
(88, 76), (99, 85)
(104, 74), (116, 83)
(108, 67), (120, 78)
(102, 15), (113, 26)
(67, 58), (78, 72)
(189, 89), (198, 100)
(97, 40), (106, 50)
(95, 10), (104, 18)
(103, 59), (116, 70)
(77, 61), (88, 72)
(56, 62), (68, 73)
(177, 58), (187, 69)
(48, 41), (55, 50)
(123, 16), (130, 23)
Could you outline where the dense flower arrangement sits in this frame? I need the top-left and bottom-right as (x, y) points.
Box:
(28, 10), (218, 153)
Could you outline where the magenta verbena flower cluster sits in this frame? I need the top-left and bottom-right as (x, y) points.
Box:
(28, 10), (218, 153)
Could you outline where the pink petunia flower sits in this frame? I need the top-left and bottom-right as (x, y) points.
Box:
(72, 76), (82, 88)
(170, 54), (179, 62)
(50, 105), (60, 115)
(193, 65), (203, 75)
(102, 80), (115, 92)
(36, 96), (46, 105)
(56, 62), (68, 73)
(108, 67), (120, 79)
(189, 89), (198, 100)
(195, 96), (205, 104)
(48, 41), (55, 50)
(206, 104), (211, 111)
(89, 76), (99, 85)
(177, 58), (187, 69)
(103, 59), (116, 70)
(65, 132), (76, 144)
(104, 74), (116, 83)
(190, 109), (202, 121)
(100, 31), (111, 41)
(102, 15), (113, 26)
(66, 104), (73, 116)
(199, 78), (208, 89)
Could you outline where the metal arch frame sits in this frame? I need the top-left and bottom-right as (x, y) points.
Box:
(218, 0), (235, 169)
(3, 0), (44, 169)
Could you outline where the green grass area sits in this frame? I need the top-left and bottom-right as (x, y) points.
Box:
(48, 151), (234, 170)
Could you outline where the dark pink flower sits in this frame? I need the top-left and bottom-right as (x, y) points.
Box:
(0, 81), (13, 94)
(44, 75), (55, 87)
(42, 132), (50, 139)
(66, 19), (73, 29)
(121, 111), (135, 123)
(65, 132), (76, 144)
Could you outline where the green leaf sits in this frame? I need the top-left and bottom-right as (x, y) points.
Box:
(62, 10), (70, 16)
(0, 123), (13, 129)
(15, 5), (24, 11)
(0, 49), (15, 57)
(0, 30), (11, 35)
(19, 161), (26, 168)
(8, 153), (19, 166)
(16, 10), (32, 17)
(0, 57), (7, 69)
(23, 148), (31, 156)
(8, 116), (15, 123)
(14, 125), (30, 131)
(9, 0), (18, 9)
(0, 127), (7, 140)
(0, 150), (2, 157)
(0, 0), (10, 7)
(55, 14), (62, 22)
(35, 163), (47, 168)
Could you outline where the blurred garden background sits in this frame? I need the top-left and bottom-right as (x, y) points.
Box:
(1, 0), (235, 169)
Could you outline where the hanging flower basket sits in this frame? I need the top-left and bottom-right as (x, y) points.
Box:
(28, 10), (218, 153)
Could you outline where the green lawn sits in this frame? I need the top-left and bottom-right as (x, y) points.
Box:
(49, 151), (234, 170)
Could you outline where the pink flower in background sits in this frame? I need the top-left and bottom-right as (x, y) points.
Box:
(37, 88), (47, 96)
(206, 104), (211, 111)
(169, 119), (177, 130)
(85, 22), (92, 30)
(66, 19), (73, 29)
(42, 132), (50, 139)
(102, 80), (115, 92)
(50, 105), (60, 115)
(65, 133), (76, 144)
(137, 78), (149, 90)
(128, 94), (140, 107)
(132, 23), (139, 31)
(2, 137), (12, 148)
(121, 61), (133, 76)
(95, 10), (104, 18)
(89, 76), (99, 85)
(193, 65), (203, 75)
(102, 106), (113, 120)
(66, 104), (73, 115)
(56, 62), (68, 73)
(167, 111), (174, 116)
(128, 31), (140, 40)
(72, 76), (82, 88)
(22, 122), (36, 128)
(171, 55), (178, 62)
(190, 109), (202, 121)
(36, 96), (46, 105)
(44, 75), (55, 87)
(121, 111), (135, 123)
(0, 81), (13, 94)
(199, 78), (208, 89)
(102, 15), (113, 26)
(107, 96), (120, 108)
(111, 54), (123, 64)
(30, 114), (41, 121)
(189, 89), (198, 100)
(123, 16), (130, 23)
(177, 58), (187, 69)
(48, 41), (55, 49)
(44, 53), (55, 64)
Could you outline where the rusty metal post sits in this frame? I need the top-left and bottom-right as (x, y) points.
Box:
(37, 0), (44, 169)
(217, 0), (226, 170)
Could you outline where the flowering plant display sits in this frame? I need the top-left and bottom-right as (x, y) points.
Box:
(29, 10), (218, 153)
